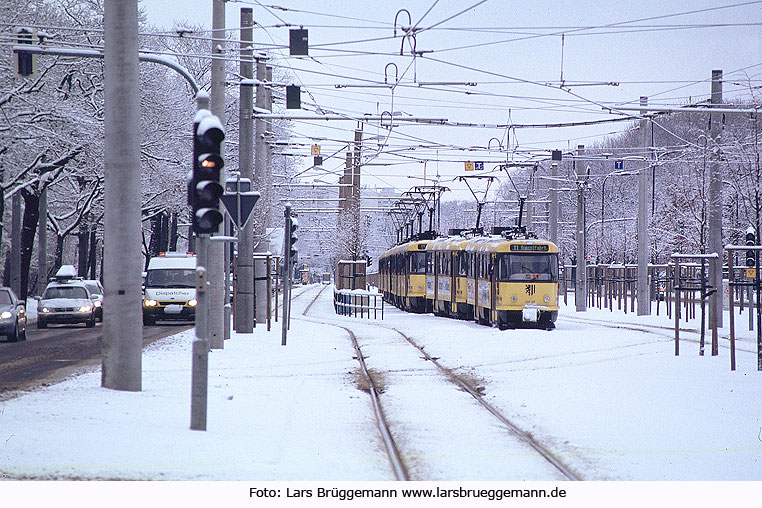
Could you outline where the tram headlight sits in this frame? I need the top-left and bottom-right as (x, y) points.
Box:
(511, 295), (517, 302)
(544, 296), (551, 303)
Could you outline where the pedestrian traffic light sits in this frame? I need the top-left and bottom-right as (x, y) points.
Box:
(287, 215), (298, 260)
(746, 227), (756, 268)
(192, 112), (225, 234)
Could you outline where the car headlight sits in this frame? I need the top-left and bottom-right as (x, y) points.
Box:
(0, 311), (11, 319)
(78, 305), (93, 313)
(41, 307), (50, 313)
(93, 300), (102, 308)
(143, 299), (158, 307)
(187, 299), (197, 307)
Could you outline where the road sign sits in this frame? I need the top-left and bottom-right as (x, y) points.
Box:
(464, 161), (474, 171)
(221, 191), (260, 229)
(474, 161), (484, 171)
(311, 144), (321, 155)
(615, 160), (624, 170)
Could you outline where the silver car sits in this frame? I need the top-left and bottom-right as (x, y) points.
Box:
(0, 287), (26, 342)
(37, 281), (96, 329)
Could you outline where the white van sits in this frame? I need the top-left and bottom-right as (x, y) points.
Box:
(142, 252), (197, 325)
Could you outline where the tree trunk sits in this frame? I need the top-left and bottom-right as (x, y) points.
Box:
(20, 188), (40, 301)
(78, 224), (89, 277)
(89, 229), (97, 279)
(159, 212), (169, 253)
(169, 211), (178, 251)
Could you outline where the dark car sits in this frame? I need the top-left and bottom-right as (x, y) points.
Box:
(0, 287), (27, 342)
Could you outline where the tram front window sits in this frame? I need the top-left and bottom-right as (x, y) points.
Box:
(498, 254), (558, 282)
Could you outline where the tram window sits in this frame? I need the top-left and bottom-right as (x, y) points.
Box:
(407, 252), (426, 274)
(426, 252), (434, 274)
(498, 254), (558, 281)
(456, 253), (467, 277)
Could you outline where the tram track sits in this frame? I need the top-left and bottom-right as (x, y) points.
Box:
(292, 284), (580, 481)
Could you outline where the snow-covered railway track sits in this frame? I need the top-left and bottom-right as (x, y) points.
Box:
(294, 285), (580, 481)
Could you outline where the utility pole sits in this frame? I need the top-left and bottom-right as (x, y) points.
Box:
(235, 7), (255, 333)
(101, 0), (142, 391)
(709, 70), (724, 332)
(208, 0), (226, 349)
(575, 145), (587, 312)
(638, 96), (651, 315)
(254, 54), (269, 327)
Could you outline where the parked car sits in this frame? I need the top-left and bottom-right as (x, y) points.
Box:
(83, 279), (104, 321)
(37, 265), (96, 329)
(0, 286), (26, 342)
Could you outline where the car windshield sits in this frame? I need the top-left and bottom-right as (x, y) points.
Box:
(43, 286), (89, 299)
(145, 269), (196, 288)
(85, 282), (102, 296)
(0, 290), (11, 305)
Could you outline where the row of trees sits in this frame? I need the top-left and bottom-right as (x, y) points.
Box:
(0, 0), (306, 299)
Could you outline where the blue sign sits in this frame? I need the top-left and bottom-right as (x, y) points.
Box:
(614, 160), (624, 170)
(474, 161), (484, 171)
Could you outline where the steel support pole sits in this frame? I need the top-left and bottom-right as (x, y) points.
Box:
(101, 0), (142, 392)
(709, 70), (724, 330)
(254, 55), (269, 327)
(208, 0), (226, 349)
(637, 97), (650, 315)
(235, 7), (255, 333)
(549, 162), (558, 245)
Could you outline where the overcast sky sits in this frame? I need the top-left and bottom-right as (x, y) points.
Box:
(139, 0), (762, 197)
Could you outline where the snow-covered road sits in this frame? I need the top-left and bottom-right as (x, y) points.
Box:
(1, 283), (760, 482)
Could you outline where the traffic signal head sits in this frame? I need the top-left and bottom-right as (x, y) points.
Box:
(192, 113), (225, 234)
(288, 215), (299, 260)
(746, 227), (756, 267)
(14, 27), (37, 78)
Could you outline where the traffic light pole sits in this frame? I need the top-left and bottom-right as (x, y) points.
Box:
(191, 234), (209, 431)
(282, 204), (292, 346)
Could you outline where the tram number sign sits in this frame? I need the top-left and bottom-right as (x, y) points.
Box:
(746, 268), (757, 279)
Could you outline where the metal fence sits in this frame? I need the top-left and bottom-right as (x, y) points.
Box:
(333, 289), (384, 319)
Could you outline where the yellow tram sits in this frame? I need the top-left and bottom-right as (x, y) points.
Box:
(378, 239), (430, 313)
(379, 231), (559, 329)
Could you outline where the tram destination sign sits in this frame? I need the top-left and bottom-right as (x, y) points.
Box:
(510, 244), (550, 252)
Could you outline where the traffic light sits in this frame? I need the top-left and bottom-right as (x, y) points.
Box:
(192, 112), (225, 234)
(746, 227), (756, 267)
(287, 214), (299, 261)
(14, 27), (37, 78)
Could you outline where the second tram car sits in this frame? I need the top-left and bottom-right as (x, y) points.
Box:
(379, 231), (559, 329)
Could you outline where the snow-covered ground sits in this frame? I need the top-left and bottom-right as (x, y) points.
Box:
(2, 285), (761, 504)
